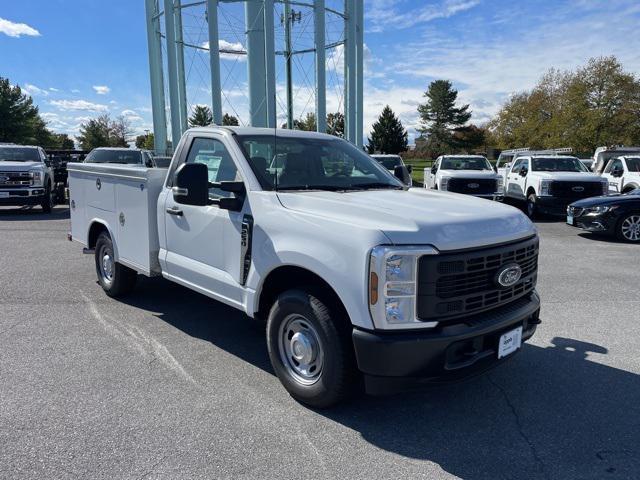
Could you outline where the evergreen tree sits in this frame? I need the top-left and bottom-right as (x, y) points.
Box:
(326, 112), (344, 137)
(135, 133), (155, 150)
(188, 105), (213, 127)
(294, 112), (317, 131)
(222, 113), (239, 126)
(417, 80), (471, 154)
(0, 77), (51, 144)
(366, 105), (408, 154)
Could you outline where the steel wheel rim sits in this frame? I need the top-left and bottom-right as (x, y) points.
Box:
(98, 245), (114, 284)
(621, 215), (640, 241)
(278, 314), (324, 386)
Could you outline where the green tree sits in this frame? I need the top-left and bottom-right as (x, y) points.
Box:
(452, 124), (487, 152)
(293, 112), (317, 131)
(109, 115), (131, 147)
(366, 105), (408, 154)
(49, 133), (75, 149)
(326, 112), (344, 137)
(189, 105), (213, 127)
(77, 114), (112, 150)
(135, 133), (154, 150)
(0, 77), (49, 144)
(418, 80), (471, 154)
(222, 113), (239, 126)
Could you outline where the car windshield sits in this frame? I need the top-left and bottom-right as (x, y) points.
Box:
(235, 134), (403, 191)
(0, 147), (40, 162)
(531, 157), (588, 172)
(441, 157), (492, 170)
(373, 156), (402, 169)
(86, 150), (142, 164)
(626, 157), (640, 172)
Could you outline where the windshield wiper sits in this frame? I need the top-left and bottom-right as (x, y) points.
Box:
(346, 182), (403, 190)
(276, 185), (347, 191)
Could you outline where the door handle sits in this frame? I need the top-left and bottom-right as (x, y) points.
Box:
(166, 207), (183, 216)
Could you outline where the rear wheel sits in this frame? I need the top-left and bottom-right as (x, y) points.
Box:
(41, 183), (53, 213)
(94, 232), (137, 296)
(617, 213), (640, 243)
(266, 289), (358, 408)
(526, 193), (538, 219)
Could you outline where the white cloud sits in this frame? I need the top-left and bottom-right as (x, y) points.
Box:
(23, 83), (48, 96)
(368, 0), (479, 32)
(93, 85), (110, 95)
(121, 109), (138, 117)
(48, 87), (59, 92)
(50, 99), (109, 112)
(0, 17), (40, 38)
(200, 39), (247, 61)
(71, 89), (80, 93)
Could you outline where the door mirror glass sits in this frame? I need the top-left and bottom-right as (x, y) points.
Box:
(173, 163), (209, 206)
(394, 165), (412, 186)
(431, 166), (437, 174)
(612, 167), (623, 177)
(406, 164), (413, 174)
(519, 168), (528, 177)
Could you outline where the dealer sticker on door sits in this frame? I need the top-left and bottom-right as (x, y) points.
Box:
(498, 326), (523, 359)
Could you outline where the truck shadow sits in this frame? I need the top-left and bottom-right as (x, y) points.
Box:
(125, 276), (639, 479)
(0, 205), (70, 221)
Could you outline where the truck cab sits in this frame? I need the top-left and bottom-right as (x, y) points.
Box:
(69, 126), (542, 407)
(600, 156), (640, 194)
(0, 144), (58, 212)
(85, 147), (156, 168)
(592, 146), (640, 175)
(425, 155), (503, 199)
(504, 154), (608, 218)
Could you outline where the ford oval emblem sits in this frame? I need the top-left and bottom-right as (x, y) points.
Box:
(468, 183), (480, 189)
(96, 178), (102, 190)
(0, 176), (9, 182)
(496, 263), (522, 288)
(572, 186), (584, 192)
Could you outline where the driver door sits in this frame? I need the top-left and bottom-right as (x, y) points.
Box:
(602, 158), (623, 193)
(162, 134), (248, 306)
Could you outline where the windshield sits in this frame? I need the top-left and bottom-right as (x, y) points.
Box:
(531, 157), (588, 172)
(0, 147), (40, 162)
(373, 156), (402, 169)
(235, 135), (403, 191)
(85, 149), (142, 164)
(441, 157), (492, 171)
(626, 157), (640, 173)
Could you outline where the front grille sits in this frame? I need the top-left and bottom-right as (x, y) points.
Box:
(549, 181), (602, 199)
(447, 178), (497, 195)
(0, 171), (31, 187)
(417, 237), (538, 321)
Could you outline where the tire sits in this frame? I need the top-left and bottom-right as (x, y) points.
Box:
(616, 213), (640, 243)
(526, 193), (538, 219)
(94, 232), (137, 297)
(266, 289), (358, 408)
(41, 183), (54, 213)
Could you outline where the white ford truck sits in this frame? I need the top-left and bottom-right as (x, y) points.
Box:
(504, 154), (608, 218)
(599, 156), (640, 194)
(68, 126), (541, 407)
(0, 144), (59, 212)
(424, 155), (503, 199)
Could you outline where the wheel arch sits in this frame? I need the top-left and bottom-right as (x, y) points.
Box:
(87, 220), (119, 260)
(255, 265), (351, 330)
(622, 183), (639, 193)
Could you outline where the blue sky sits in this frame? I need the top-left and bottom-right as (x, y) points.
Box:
(2, 0), (640, 145)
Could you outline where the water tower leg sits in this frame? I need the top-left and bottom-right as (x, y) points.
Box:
(264, 0), (276, 128)
(207, 0), (223, 125)
(344, 0), (357, 144)
(355, 0), (363, 147)
(245, 0), (267, 127)
(175, 1), (189, 132)
(145, 0), (168, 154)
(315, 0), (326, 133)
(163, 0), (182, 150)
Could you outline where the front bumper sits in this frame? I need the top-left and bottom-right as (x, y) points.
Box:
(0, 188), (46, 206)
(567, 208), (618, 234)
(352, 292), (541, 394)
(535, 196), (599, 216)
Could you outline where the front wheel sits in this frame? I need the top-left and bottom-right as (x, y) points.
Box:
(41, 184), (54, 213)
(526, 193), (538, 219)
(94, 232), (137, 297)
(617, 213), (640, 243)
(266, 289), (358, 408)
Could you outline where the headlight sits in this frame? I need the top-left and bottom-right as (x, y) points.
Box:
(601, 181), (609, 195)
(496, 176), (504, 191)
(369, 246), (439, 329)
(584, 205), (614, 214)
(539, 179), (552, 196)
(440, 177), (451, 191)
(30, 170), (43, 186)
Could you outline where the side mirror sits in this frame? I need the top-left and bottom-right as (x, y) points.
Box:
(504, 162), (511, 169)
(394, 165), (412, 186)
(430, 166), (437, 175)
(406, 164), (413, 173)
(208, 181), (246, 211)
(519, 168), (528, 177)
(612, 168), (623, 177)
(173, 163), (209, 206)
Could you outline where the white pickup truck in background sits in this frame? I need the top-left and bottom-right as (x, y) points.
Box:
(68, 126), (541, 407)
(503, 154), (608, 218)
(424, 155), (503, 199)
(599, 156), (640, 194)
(592, 145), (640, 175)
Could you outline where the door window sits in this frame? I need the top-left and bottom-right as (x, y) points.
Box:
(604, 159), (622, 174)
(185, 137), (241, 199)
(511, 158), (524, 173)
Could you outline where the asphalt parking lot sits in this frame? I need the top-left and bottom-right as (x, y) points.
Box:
(1, 205), (639, 480)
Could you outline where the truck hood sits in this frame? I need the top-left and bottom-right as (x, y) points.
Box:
(0, 161), (42, 171)
(533, 172), (602, 181)
(440, 170), (498, 179)
(277, 188), (535, 251)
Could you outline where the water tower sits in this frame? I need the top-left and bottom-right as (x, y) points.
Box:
(144, 0), (364, 154)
